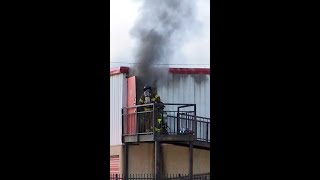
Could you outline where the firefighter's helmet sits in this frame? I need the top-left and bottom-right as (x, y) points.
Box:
(143, 85), (152, 91)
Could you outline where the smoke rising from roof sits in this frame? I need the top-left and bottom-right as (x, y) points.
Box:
(129, 0), (198, 91)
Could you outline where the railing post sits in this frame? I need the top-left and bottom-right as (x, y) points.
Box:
(206, 122), (209, 142)
(198, 120), (201, 141)
(122, 108), (124, 142)
(136, 109), (139, 134)
(177, 108), (180, 134)
(153, 104), (155, 135)
(154, 103), (161, 180)
(194, 104), (197, 138)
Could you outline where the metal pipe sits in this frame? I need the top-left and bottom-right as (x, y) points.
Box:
(122, 108), (124, 142)
(124, 103), (155, 109)
(178, 105), (194, 109)
(160, 103), (196, 106)
(177, 108), (180, 134)
(136, 111), (140, 135)
(153, 104), (155, 135)
(194, 104), (197, 137)
(206, 122), (209, 142)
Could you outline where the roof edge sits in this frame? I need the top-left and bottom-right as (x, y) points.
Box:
(110, 66), (129, 76)
(110, 67), (210, 76)
(169, 68), (210, 75)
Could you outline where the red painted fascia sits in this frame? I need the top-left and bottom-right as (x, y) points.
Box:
(169, 68), (210, 75)
(110, 67), (210, 76)
(110, 66), (129, 76)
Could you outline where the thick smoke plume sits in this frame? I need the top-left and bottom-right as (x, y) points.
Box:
(129, 0), (197, 92)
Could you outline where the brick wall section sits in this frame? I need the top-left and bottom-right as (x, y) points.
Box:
(110, 145), (124, 174)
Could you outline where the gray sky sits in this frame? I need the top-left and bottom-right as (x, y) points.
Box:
(110, 0), (210, 68)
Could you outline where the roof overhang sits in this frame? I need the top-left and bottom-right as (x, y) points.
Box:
(169, 68), (210, 75)
(110, 66), (130, 76)
(110, 66), (210, 76)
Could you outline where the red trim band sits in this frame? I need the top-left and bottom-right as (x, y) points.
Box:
(110, 67), (210, 75)
(169, 68), (210, 75)
(110, 67), (129, 76)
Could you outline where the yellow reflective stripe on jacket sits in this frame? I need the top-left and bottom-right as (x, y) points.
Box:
(152, 95), (160, 102)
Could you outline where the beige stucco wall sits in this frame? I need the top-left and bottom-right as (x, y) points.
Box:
(128, 143), (155, 174)
(110, 145), (124, 174)
(127, 143), (210, 175)
(162, 144), (210, 174)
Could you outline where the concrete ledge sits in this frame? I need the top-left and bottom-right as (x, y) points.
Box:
(123, 134), (199, 143)
(164, 141), (210, 150)
(123, 134), (154, 143)
(155, 134), (196, 142)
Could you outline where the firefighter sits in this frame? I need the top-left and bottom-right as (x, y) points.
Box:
(155, 103), (169, 134)
(138, 85), (161, 132)
(139, 85), (161, 109)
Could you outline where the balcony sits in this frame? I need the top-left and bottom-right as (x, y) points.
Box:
(122, 103), (210, 149)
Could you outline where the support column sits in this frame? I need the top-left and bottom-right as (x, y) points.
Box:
(189, 141), (193, 179)
(155, 141), (160, 179)
(124, 143), (129, 180)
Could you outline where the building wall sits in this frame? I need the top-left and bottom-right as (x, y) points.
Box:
(110, 71), (210, 146)
(110, 145), (124, 174)
(156, 74), (210, 141)
(162, 144), (210, 174)
(156, 74), (210, 118)
(128, 143), (210, 175)
(128, 143), (155, 174)
(110, 73), (127, 146)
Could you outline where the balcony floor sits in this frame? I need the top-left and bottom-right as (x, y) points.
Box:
(123, 133), (196, 142)
(122, 133), (210, 149)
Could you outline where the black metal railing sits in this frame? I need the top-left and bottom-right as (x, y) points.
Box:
(110, 173), (210, 180)
(195, 116), (210, 142)
(122, 103), (210, 142)
(122, 103), (156, 136)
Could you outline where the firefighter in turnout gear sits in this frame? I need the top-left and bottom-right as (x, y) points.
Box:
(138, 85), (161, 132)
(154, 103), (169, 134)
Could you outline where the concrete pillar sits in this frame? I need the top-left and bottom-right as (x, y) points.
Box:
(124, 143), (128, 180)
(155, 141), (160, 179)
(189, 142), (193, 179)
